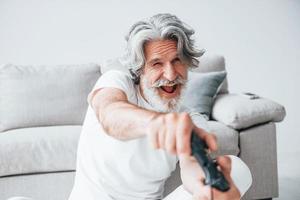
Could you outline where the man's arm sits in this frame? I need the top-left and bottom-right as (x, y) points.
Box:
(90, 87), (159, 140)
(89, 87), (200, 155)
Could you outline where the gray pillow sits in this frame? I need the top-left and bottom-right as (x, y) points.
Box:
(182, 71), (227, 119)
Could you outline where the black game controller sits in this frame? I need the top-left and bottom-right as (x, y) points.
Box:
(191, 131), (230, 192)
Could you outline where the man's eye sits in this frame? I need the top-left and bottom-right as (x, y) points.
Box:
(173, 58), (181, 63)
(153, 62), (162, 67)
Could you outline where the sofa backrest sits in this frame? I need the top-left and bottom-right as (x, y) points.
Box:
(101, 53), (228, 94)
(0, 63), (101, 132)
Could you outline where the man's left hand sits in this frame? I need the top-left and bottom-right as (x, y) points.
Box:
(180, 153), (241, 200)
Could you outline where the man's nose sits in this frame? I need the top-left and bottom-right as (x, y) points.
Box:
(163, 63), (177, 81)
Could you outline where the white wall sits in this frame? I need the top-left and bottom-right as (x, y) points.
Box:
(1, 0), (299, 174)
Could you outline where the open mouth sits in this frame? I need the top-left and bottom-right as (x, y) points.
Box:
(160, 85), (178, 94)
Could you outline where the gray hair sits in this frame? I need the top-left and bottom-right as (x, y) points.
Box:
(121, 13), (205, 83)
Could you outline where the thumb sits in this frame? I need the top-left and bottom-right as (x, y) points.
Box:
(193, 178), (212, 200)
(216, 156), (233, 183)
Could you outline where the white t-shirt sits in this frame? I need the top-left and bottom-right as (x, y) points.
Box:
(69, 70), (183, 200)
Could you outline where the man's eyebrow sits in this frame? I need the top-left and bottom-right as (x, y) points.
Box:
(147, 54), (180, 65)
(147, 58), (161, 65)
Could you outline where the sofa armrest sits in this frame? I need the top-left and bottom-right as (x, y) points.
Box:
(211, 93), (286, 129)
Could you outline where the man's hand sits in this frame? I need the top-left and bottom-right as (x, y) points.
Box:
(146, 112), (217, 156)
(181, 155), (241, 200)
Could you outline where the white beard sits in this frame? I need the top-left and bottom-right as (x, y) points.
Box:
(140, 77), (186, 113)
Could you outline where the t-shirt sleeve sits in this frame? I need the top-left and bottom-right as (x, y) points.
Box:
(87, 70), (135, 105)
(190, 112), (210, 132)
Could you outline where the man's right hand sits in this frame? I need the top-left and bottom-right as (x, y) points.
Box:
(146, 112), (217, 156)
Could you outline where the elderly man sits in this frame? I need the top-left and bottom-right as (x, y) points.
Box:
(68, 13), (252, 200)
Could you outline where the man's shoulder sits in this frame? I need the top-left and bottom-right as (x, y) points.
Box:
(99, 70), (134, 88)
(101, 69), (131, 80)
(97, 70), (137, 102)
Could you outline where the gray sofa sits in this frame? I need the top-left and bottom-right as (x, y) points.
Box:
(0, 54), (286, 200)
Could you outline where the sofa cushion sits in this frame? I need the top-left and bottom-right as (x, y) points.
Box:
(212, 94), (286, 129)
(206, 121), (240, 157)
(191, 113), (239, 156)
(0, 126), (81, 177)
(0, 63), (101, 132)
(0, 171), (75, 200)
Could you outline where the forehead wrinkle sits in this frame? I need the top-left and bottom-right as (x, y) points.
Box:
(146, 40), (178, 61)
(152, 42), (177, 55)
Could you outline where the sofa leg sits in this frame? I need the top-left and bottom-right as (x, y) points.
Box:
(239, 123), (278, 199)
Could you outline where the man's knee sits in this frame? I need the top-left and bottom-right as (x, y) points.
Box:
(228, 155), (253, 197)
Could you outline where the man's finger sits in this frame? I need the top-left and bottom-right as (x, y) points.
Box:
(216, 156), (231, 174)
(194, 127), (218, 152)
(148, 130), (159, 149)
(158, 131), (165, 149)
(216, 155), (234, 184)
(176, 120), (192, 155)
(165, 130), (176, 154)
(203, 133), (218, 152)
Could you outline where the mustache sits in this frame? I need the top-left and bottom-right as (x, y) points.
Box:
(151, 76), (187, 88)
